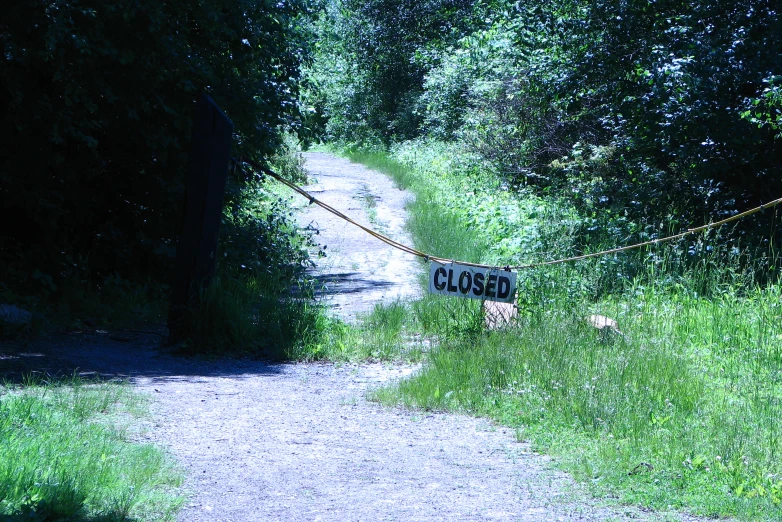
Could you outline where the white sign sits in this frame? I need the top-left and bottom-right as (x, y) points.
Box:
(428, 261), (517, 303)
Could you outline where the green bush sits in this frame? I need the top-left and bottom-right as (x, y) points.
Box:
(308, 0), (782, 259)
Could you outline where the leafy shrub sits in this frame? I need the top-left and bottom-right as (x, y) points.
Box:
(310, 0), (782, 262)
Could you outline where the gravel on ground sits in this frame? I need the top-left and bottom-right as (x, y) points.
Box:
(295, 152), (421, 320)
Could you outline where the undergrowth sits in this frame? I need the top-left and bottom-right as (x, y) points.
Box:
(0, 376), (183, 521)
(164, 138), (336, 357)
(337, 142), (782, 520)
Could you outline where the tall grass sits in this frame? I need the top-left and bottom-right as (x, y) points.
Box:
(286, 300), (427, 362)
(0, 376), (183, 521)
(174, 272), (332, 358)
(342, 142), (782, 520)
(376, 284), (782, 518)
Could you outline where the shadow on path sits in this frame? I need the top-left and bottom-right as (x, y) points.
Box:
(0, 331), (283, 385)
(309, 272), (397, 297)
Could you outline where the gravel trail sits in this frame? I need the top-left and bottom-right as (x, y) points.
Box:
(139, 362), (624, 521)
(0, 153), (703, 521)
(295, 152), (421, 320)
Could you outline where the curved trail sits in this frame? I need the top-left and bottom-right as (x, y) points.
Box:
(0, 153), (702, 521)
(295, 152), (421, 320)
(140, 153), (694, 521)
(140, 362), (611, 521)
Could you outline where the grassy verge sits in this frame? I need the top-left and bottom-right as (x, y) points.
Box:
(0, 377), (183, 521)
(338, 141), (782, 520)
(287, 300), (425, 362)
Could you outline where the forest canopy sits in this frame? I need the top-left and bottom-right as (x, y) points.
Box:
(2, 0), (781, 303)
(305, 0), (782, 250)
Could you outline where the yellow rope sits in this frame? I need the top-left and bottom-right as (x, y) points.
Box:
(514, 197), (782, 269)
(236, 157), (782, 271)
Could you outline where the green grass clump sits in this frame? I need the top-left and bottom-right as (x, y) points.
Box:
(342, 143), (782, 520)
(0, 377), (183, 521)
(290, 300), (426, 363)
(175, 271), (333, 359)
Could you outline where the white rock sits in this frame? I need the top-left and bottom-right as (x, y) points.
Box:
(587, 314), (628, 341)
(587, 314), (618, 330)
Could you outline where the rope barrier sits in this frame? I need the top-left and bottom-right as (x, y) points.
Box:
(235, 157), (452, 263)
(234, 157), (782, 271)
(513, 196), (782, 269)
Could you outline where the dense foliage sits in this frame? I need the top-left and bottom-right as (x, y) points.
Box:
(303, 0), (483, 143)
(1, 0), (310, 300)
(307, 0), (782, 253)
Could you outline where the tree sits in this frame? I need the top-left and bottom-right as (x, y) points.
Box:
(306, 0), (480, 143)
(0, 0), (311, 294)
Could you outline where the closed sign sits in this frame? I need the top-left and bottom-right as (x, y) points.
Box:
(428, 261), (517, 303)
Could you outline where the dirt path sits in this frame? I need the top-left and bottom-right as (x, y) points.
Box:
(139, 362), (622, 521)
(295, 152), (421, 320)
(1, 153), (702, 521)
(1, 333), (698, 522)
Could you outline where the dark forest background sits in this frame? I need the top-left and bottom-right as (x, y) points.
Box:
(1, 0), (311, 312)
(2, 0), (781, 316)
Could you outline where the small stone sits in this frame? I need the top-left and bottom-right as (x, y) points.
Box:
(587, 314), (618, 330)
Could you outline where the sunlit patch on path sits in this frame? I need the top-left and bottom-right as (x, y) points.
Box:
(297, 152), (422, 320)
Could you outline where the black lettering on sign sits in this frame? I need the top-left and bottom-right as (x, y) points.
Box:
(433, 267), (447, 291)
(447, 269), (458, 292)
(486, 274), (497, 298)
(472, 272), (485, 296)
(429, 262), (516, 303)
(497, 276), (511, 299)
(458, 271), (472, 294)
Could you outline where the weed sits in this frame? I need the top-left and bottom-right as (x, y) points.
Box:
(0, 376), (183, 520)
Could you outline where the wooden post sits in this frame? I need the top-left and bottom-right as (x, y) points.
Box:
(168, 94), (233, 344)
